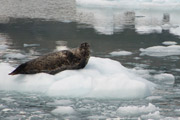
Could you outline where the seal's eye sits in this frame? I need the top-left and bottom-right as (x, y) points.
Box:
(80, 42), (88, 48)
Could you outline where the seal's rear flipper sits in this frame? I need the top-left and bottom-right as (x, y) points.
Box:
(9, 72), (17, 75)
(8, 63), (27, 75)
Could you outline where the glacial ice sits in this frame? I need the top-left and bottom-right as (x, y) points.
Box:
(140, 45), (180, 57)
(51, 106), (76, 116)
(109, 50), (132, 56)
(153, 73), (175, 84)
(76, 0), (180, 36)
(0, 57), (155, 99)
(3, 53), (26, 60)
(162, 41), (177, 45)
(117, 103), (159, 117)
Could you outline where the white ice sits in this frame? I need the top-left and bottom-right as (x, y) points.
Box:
(154, 73), (175, 84)
(117, 103), (159, 117)
(3, 53), (26, 59)
(51, 106), (76, 116)
(0, 57), (155, 99)
(0, 44), (8, 50)
(140, 45), (180, 57)
(135, 26), (162, 34)
(162, 41), (177, 45)
(23, 44), (40, 47)
(109, 50), (132, 56)
(76, 0), (180, 36)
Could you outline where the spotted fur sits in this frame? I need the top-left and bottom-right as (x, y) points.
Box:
(9, 43), (90, 75)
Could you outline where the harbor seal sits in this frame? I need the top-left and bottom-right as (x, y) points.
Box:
(9, 42), (90, 75)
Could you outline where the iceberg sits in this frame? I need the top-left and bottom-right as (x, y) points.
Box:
(76, 0), (180, 10)
(0, 57), (155, 99)
(140, 45), (180, 57)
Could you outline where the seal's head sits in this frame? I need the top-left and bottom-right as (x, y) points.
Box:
(79, 42), (90, 57)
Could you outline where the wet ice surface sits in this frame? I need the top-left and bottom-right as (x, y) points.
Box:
(0, 0), (180, 119)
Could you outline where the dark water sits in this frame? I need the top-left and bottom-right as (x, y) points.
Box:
(0, 0), (180, 119)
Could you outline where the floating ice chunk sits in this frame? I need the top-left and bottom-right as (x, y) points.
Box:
(162, 41), (177, 45)
(0, 44), (8, 50)
(2, 108), (13, 112)
(0, 57), (155, 99)
(141, 111), (162, 120)
(51, 106), (76, 116)
(146, 96), (163, 100)
(154, 73), (175, 84)
(170, 26), (180, 36)
(175, 109), (180, 112)
(134, 57), (141, 60)
(109, 50), (132, 56)
(3, 53), (26, 59)
(56, 46), (69, 51)
(0, 104), (6, 109)
(117, 103), (159, 117)
(48, 57), (155, 98)
(1, 97), (15, 102)
(172, 68), (180, 72)
(23, 44), (40, 47)
(87, 115), (107, 119)
(140, 45), (180, 57)
(136, 26), (162, 34)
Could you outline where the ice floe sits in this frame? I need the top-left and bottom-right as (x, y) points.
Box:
(136, 26), (162, 34)
(140, 45), (180, 57)
(3, 53), (26, 59)
(162, 41), (177, 45)
(153, 73), (175, 84)
(117, 103), (159, 117)
(23, 44), (40, 47)
(109, 50), (132, 56)
(51, 106), (76, 116)
(0, 44), (8, 50)
(0, 57), (155, 99)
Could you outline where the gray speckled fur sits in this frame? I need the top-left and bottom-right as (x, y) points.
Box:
(9, 43), (90, 75)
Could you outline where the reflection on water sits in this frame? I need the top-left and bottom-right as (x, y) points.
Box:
(0, 0), (180, 119)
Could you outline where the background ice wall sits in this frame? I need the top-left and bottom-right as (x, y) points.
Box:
(76, 0), (180, 36)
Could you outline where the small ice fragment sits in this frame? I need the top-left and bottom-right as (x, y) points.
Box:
(3, 53), (26, 59)
(141, 111), (162, 120)
(2, 108), (13, 112)
(154, 73), (175, 84)
(109, 50), (132, 56)
(23, 44), (40, 47)
(140, 45), (180, 57)
(162, 41), (177, 45)
(0, 44), (8, 50)
(51, 106), (76, 116)
(117, 103), (158, 117)
(136, 26), (162, 34)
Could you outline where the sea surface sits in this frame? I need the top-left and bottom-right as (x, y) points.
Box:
(0, 0), (180, 119)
